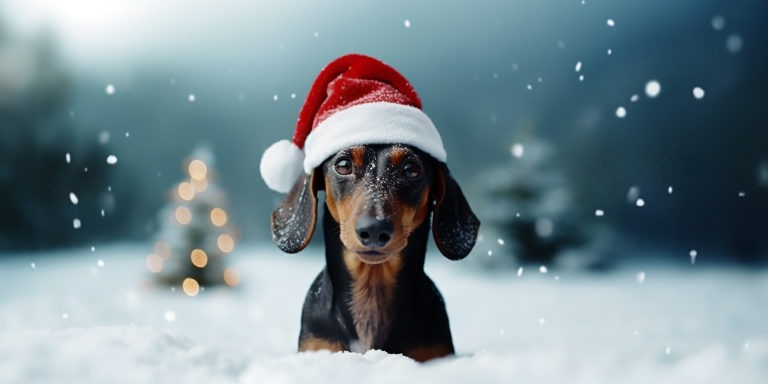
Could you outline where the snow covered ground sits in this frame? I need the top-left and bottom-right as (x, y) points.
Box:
(1, 244), (766, 383)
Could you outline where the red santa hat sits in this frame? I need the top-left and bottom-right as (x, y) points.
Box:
(260, 54), (446, 193)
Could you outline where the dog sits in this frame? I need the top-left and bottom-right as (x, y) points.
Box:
(270, 143), (480, 362)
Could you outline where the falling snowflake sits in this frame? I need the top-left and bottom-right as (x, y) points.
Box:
(73, 219), (82, 229)
(711, 15), (726, 31)
(595, 209), (605, 217)
(188, 94), (196, 102)
(69, 192), (79, 205)
(692, 87), (706, 99)
(404, 19), (411, 28)
(616, 106), (627, 118)
(606, 19), (615, 27)
(645, 80), (661, 98)
(726, 34), (743, 54)
(511, 143), (525, 158)
(105, 84), (115, 95)
(164, 310), (177, 322)
(106, 155), (118, 165)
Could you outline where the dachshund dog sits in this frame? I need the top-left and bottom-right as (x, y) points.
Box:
(270, 143), (480, 362)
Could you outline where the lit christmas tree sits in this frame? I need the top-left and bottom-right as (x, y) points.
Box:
(146, 146), (240, 294)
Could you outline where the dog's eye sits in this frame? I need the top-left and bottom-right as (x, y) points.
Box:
(402, 160), (422, 179)
(334, 157), (353, 176)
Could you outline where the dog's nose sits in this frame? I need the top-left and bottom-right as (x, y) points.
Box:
(355, 215), (394, 248)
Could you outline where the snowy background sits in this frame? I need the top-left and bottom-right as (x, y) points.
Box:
(1, 0), (767, 383)
(1, 245), (766, 383)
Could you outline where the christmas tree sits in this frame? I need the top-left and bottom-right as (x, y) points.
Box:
(146, 147), (240, 294)
(475, 136), (614, 270)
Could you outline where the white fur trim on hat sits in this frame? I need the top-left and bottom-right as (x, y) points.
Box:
(303, 102), (446, 174)
(260, 139), (305, 193)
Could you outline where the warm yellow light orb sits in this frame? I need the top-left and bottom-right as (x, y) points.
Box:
(177, 182), (195, 201)
(175, 206), (191, 225)
(223, 268), (240, 286)
(145, 254), (163, 273)
(190, 249), (208, 268)
(188, 160), (208, 181)
(210, 208), (228, 227)
(217, 234), (235, 253)
(182, 277), (200, 296)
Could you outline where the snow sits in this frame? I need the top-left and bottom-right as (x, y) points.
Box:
(510, 143), (524, 158)
(616, 106), (627, 118)
(105, 84), (115, 95)
(1, 244), (767, 384)
(693, 87), (706, 99)
(645, 80), (661, 98)
(69, 192), (79, 205)
(106, 155), (118, 165)
(606, 18), (615, 27)
(726, 34), (743, 54)
(711, 15), (726, 31)
(188, 93), (196, 102)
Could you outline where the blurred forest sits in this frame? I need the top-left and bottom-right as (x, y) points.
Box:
(0, 0), (765, 265)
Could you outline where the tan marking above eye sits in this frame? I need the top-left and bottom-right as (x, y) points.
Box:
(350, 146), (366, 169)
(388, 146), (410, 167)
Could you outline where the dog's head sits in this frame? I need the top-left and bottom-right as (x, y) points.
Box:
(270, 144), (479, 262)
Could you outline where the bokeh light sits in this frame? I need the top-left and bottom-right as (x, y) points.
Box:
(217, 234), (235, 253)
(177, 182), (195, 201)
(175, 206), (191, 225)
(145, 254), (163, 273)
(223, 268), (240, 286)
(188, 160), (208, 181)
(210, 208), (228, 227)
(182, 277), (200, 296)
(190, 249), (208, 268)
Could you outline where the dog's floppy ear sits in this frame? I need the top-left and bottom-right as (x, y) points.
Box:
(271, 170), (322, 253)
(431, 163), (480, 260)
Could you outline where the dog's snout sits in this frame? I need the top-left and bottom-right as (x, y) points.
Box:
(355, 215), (394, 248)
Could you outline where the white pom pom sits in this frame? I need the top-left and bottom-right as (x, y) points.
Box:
(260, 140), (305, 193)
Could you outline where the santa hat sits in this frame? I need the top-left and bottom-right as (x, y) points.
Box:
(260, 54), (446, 193)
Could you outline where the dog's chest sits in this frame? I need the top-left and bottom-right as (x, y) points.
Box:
(343, 251), (403, 350)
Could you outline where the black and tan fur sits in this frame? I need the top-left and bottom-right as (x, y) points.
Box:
(270, 144), (479, 362)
